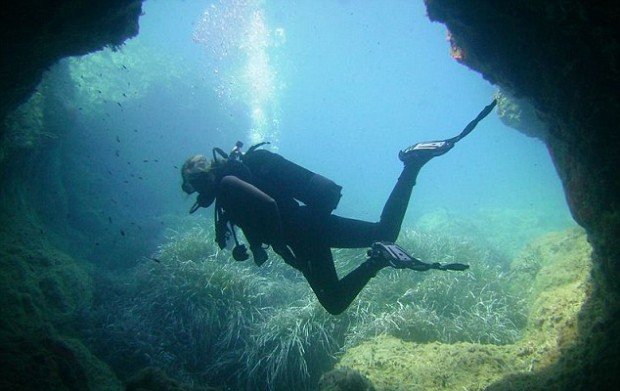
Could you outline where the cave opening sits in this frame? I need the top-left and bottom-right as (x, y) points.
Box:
(0, 1), (603, 390)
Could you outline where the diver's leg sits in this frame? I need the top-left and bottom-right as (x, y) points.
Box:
(286, 208), (382, 314)
(296, 244), (381, 315)
(376, 163), (421, 242)
(378, 142), (456, 241)
(325, 164), (421, 248)
(328, 144), (454, 248)
(325, 215), (381, 248)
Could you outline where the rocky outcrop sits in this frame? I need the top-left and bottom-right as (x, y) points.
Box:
(495, 90), (548, 140)
(338, 229), (592, 390)
(424, 0), (619, 266)
(424, 0), (620, 389)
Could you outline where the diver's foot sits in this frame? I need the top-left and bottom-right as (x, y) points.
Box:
(398, 140), (453, 167)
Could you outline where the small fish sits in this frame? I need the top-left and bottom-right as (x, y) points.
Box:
(115, 150), (120, 157)
(117, 102), (122, 108)
(147, 257), (160, 263)
(154, 159), (159, 162)
(97, 90), (102, 94)
(133, 129), (138, 132)
(116, 136), (120, 143)
(108, 217), (112, 223)
(123, 93), (127, 97)
(143, 160), (149, 163)
(120, 230), (125, 236)
(107, 170), (112, 175)
(40, 229), (44, 234)
(138, 176), (143, 180)
(173, 165), (179, 169)
(122, 65), (127, 70)
(124, 180), (129, 183)
(95, 242), (100, 246)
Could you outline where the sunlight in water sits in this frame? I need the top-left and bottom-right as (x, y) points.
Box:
(194, 0), (283, 146)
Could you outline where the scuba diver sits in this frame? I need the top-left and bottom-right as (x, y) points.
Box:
(181, 101), (496, 315)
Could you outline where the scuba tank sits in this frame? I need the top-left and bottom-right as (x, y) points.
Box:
(240, 142), (342, 214)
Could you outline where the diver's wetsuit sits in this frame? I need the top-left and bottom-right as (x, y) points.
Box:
(216, 162), (420, 315)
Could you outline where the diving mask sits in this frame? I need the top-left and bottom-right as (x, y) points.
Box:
(181, 155), (217, 213)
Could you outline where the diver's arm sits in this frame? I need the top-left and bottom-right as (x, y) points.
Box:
(217, 175), (297, 265)
(217, 176), (289, 246)
(217, 176), (279, 229)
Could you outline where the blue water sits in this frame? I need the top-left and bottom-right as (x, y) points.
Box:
(34, 2), (581, 388)
(67, 0), (573, 252)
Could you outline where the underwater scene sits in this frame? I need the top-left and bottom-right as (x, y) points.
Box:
(0, 1), (593, 390)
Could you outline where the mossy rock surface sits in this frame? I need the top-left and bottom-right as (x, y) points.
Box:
(510, 228), (591, 302)
(0, 218), (92, 337)
(338, 229), (592, 390)
(0, 335), (122, 390)
(340, 336), (532, 391)
(0, 185), (115, 389)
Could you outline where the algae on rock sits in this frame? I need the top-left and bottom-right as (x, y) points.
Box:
(337, 228), (592, 391)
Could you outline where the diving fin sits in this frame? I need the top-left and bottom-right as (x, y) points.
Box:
(367, 242), (469, 272)
(399, 99), (497, 163)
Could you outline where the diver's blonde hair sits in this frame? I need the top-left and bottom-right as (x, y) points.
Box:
(181, 155), (216, 194)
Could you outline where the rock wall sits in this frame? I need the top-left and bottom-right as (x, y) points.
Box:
(424, 0), (620, 389)
(0, 1), (142, 388)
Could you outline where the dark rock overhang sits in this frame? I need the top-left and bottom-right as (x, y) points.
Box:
(423, 1), (620, 267)
(424, 0), (620, 388)
(0, 0), (143, 124)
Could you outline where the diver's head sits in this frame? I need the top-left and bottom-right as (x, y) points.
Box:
(181, 155), (217, 209)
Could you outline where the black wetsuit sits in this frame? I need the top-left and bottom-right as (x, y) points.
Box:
(215, 153), (419, 315)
